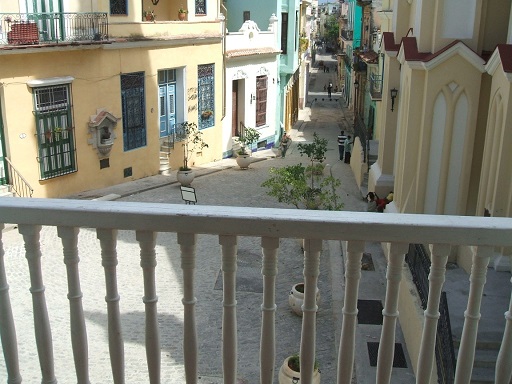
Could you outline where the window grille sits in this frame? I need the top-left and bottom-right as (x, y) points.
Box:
(110, 0), (127, 15)
(281, 13), (288, 54)
(195, 0), (206, 15)
(33, 85), (77, 180)
(198, 64), (215, 130)
(256, 76), (268, 127)
(121, 72), (147, 151)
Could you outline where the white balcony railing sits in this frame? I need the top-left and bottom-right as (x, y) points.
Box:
(1, 198), (512, 383)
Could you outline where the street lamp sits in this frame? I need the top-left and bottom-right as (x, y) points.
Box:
(390, 88), (398, 111)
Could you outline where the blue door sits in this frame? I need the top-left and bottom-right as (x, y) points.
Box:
(159, 83), (176, 138)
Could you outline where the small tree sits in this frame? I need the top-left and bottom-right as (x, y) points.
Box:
(261, 132), (343, 210)
(235, 127), (261, 155)
(175, 122), (208, 171)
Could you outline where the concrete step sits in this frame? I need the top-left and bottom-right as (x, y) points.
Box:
(452, 331), (506, 383)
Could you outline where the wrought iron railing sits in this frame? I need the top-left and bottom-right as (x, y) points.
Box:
(406, 244), (456, 384)
(0, 12), (108, 45)
(341, 29), (353, 41)
(4, 157), (33, 198)
(369, 73), (382, 100)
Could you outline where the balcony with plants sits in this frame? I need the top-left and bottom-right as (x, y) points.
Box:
(0, 12), (108, 46)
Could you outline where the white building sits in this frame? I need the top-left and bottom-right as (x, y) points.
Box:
(223, 17), (281, 156)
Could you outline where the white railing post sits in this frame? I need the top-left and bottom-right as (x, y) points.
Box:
(136, 231), (160, 384)
(260, 236), (279, 384)
(18, 224), (57, 384)
(496, 276), (512, 383)
(337, 240), (364, 384)
(57, 226), (90, 384)
(300, 238), (322, 383)
(454, 245), (492, 384)
(416, 243), (450, 383)
(219, 235), (238, 384)
(376, 242), (408, 384)
(97, 228), (125, 384)
(0, 224), (22, 384)
(178, 232), (198, 384)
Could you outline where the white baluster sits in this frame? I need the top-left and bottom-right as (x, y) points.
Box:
(260, 237), (279, 384)
(0, 224), (22, 384)
(219, 235), (238, 384)
(57, 226), (90, 384)
(496, 276), (512, 383)
(178, 233), (198, 384)
(97, 228), (124, 384)
(300, 238), (322, 383)
(337, 240), (364, 384)
(416, 244), (450, 384)
(454, 246), (492, 384)
(136, 231), (160, 384)
(376, 242), (408, 384)
(18, 224), (57, 384)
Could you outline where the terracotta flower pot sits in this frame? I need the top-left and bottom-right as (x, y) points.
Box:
(178, 12), (187, 21)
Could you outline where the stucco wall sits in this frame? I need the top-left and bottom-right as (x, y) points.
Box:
(0, 42), (223, 198)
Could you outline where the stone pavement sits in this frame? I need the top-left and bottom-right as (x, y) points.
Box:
(0, 55), (421, 383)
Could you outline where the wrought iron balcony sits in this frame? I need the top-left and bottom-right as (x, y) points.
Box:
(370, 73), (382, 100)
(340, 28), (353, 41)
(0, 12), (108, 46)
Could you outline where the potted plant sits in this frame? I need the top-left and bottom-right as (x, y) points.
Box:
(261, 132), (341, 210)
(278, 353), (320, 383)
(234, 127), (261, 169)
(178, 6), (188, 20)
(143, 9), (155, 21)
(143, 8), (156, 21)
(201, 109), (213, 120)
(174, 121), (208, 185)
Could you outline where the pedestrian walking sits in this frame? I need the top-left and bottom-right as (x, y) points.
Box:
(337, 130), (347, 160)
(344, 135), (352, 163)
(278, 132), (292, 158)
(328, 82), (333, 98)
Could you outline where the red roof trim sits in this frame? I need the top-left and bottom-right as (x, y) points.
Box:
(497, 44), (512, 73)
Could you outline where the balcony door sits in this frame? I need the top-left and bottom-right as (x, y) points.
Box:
(24, 0), (64, 42)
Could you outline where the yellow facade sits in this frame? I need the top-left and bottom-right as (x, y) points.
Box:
(0, 1), (223, 198)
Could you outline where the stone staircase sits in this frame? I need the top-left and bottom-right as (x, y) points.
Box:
(452, 332), (506, 383)
(159, 138), (172, 176)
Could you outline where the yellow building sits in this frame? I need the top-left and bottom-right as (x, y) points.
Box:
(0, 0), (223, 198)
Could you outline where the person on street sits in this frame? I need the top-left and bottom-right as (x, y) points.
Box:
(328, 82), (333, 98)
(278, 132), (292, 158)
(337, 130), (347, 160)
(344, 135), (352, 163)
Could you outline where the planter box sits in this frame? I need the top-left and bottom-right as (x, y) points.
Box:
(8, 22), (39, 45)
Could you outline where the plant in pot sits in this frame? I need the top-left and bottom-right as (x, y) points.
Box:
(262, 131), (341, 210)
(174, 121), (208, 186)
(278, 353), (320, 384)
(143, 8), (156, 21)
(178, 6), (188, 20)
(234, 127), (261, 169)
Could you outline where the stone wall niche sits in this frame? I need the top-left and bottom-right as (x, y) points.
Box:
(88, 108), (120, 158)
